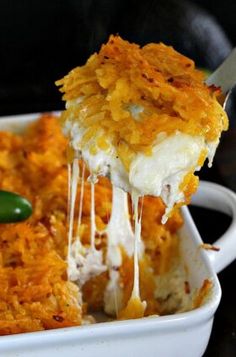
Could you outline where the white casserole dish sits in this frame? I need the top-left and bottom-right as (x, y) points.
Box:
(0, 113), (236, 357)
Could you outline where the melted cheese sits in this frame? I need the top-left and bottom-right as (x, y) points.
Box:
(118, 193), (146, 319)
(65, 119), (219, 317)
(67, 156), (146, 315)
(90, 181), (96, 250)
(67, 156), (79, 274)
(76, 162), (85, 231)
(106, 186), (135, 266)
(129, 132), (210, 223)
(104, 189), (146, 317)
(67, 162), (71, 226)
(104, 186), (144, 315)
(131, 193), (142, 299)
(65, 120), (218, 221)
(67, 156), (106, 285)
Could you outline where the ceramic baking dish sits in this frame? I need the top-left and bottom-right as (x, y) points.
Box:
(0, 113), (236, 357)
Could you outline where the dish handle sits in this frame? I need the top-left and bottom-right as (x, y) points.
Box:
(191, 180), (236, 274)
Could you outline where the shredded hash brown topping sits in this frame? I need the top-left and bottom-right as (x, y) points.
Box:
(0, 115), (185, 334)
(56, 35), (228, 169)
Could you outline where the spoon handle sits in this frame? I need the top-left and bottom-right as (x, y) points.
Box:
(206, 48), (236, 95)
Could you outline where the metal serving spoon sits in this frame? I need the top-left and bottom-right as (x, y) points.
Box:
(206, 48), (236, 107)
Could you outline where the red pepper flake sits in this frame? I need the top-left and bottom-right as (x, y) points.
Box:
(208, 84), (222, 98)
(53, 315), (64, 322)
(141, 73), (155, 84)
(208, 84), (221, 92)
(184, 281), (191, 294)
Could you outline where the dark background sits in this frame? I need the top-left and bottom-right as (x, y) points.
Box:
(0, 1), (235, 355)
